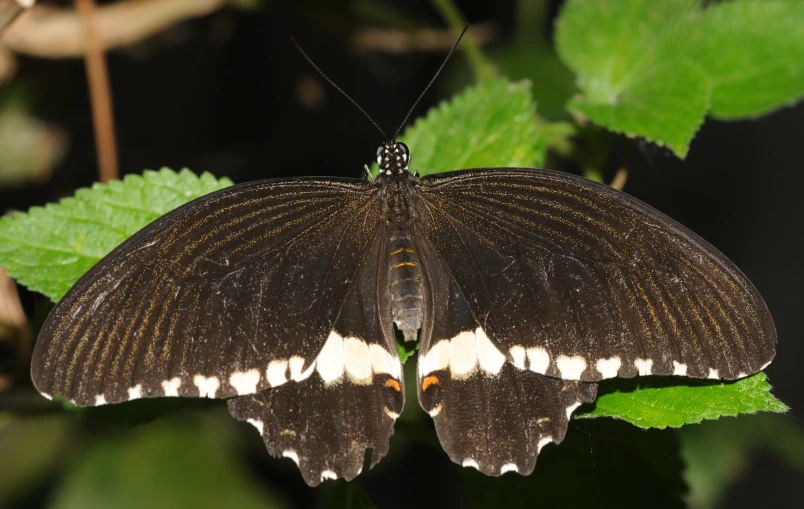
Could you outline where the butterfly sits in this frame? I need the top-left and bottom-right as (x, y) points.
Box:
(30, 30), (775, 487)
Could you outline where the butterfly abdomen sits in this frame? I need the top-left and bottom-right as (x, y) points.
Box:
(389, 230), (423, 342)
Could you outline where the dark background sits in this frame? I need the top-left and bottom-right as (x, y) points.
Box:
(1, 1), (801, 508)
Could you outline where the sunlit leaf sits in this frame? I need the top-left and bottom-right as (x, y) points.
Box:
(397, 79), (545, 175)
(577, 372), (786, 429)
(0, 169), (232, 302)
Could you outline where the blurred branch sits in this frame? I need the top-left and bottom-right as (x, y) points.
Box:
(0, 268), (27, 337)
(430, 0), (497, 81)
(2, 0), (230, 59)
(0, 0), (33, 35)
(0, 266), (30, 393)
(75, 0), (118, 182)
(610, 167), (628, 191)
(352, 23), (496, 54)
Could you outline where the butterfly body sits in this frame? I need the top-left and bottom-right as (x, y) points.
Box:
(31, 141), (775, 486)
(375, 142), (425, 341)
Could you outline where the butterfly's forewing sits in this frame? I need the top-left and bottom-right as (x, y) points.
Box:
(415, 233), (597, 475)
(32, 177), (386, 406)
(228, 227), (403, 486)
(413, 168), (775, 382)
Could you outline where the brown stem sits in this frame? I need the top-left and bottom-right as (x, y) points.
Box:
(75, 0), (117, 182)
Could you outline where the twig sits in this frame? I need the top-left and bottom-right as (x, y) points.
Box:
(609, 167), (629, 191)
(0, 267), (31, 392)
(75, 0), (117, 182)
(2, 0), (229, 58)
(352, 23), (496, 54)
(0, 0), (33, 35)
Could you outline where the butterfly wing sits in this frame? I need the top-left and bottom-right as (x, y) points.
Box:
(413, 168), (775, 382)
(415, 232), (597, 475)
(32, 177), (393, 406)
(227, 226), (403, 486)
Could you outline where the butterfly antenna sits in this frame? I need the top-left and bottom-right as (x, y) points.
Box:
(391, 24), (469, 142)
(291, 37), (388, 141)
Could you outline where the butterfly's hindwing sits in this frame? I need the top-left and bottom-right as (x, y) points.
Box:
(227, 228), (403, 486)
(414, 169), (775, 382)
(415, 233), (597, 475)
(32, 178), (382, 406)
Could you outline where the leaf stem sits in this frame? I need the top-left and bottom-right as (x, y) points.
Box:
(430, 0), (497, 81)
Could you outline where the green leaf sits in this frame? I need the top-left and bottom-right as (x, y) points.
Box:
(395, 79), (545, 176)
(684, 0), (804, 119)
(556, 0), (708, 158)
(462, 419), (686, 509)
(567, 60), (710, 158)
(555, 0), (804, 157)
(50, 413), (286, 509)
(397, 337), (419, 364)
(576, 372), (787, 429)
(0, 168), (233, 302)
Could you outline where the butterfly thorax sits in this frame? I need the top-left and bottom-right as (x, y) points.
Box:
(376, 141), (423, 342)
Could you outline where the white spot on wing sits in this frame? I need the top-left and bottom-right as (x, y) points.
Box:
(289, 356), (315, 382)
(321, 470), (338, 481)
(596, 357), (621, 378)
(128, 384), (143, 400)
(565, 401), (582, 420)
(344, 337), (372, 383)
(316, 331), (345, 383)
(448, 331), (478, 377)
(370, 344), (400, 378)
(94, 394), (106, 406)
(247, 418), (264, 434)
(708, 368), (719, 379)
(509, 346), (526, 370)
(556, 355), (587, 380)
(162, 377), (181, 396)
(476, 328), (505, 375)
(634, 358), (653, 376)
(761, 360), (772, 370)
(265, 360), (288, 387)
(672, 361), (687, 376)
(232, 369), (262, 394)
(384, 408), (400, 419)
(501, 463), (518, 474)
(527, 347), (550, 374)
(194, 375), (220, 398)
(428, 404), (442, 417)
(419, 340), (449, 376)
(737, 372), (748, 379)
(283, 450), (300, 466)
(41, 393), (53, 401)
(462, 459), (480, 470)
(537, 436), (552, 453)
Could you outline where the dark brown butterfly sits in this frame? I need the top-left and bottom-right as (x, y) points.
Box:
(30, 30), (775, 487)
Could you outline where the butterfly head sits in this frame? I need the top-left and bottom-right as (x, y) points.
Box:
(377, 142), (410, 175)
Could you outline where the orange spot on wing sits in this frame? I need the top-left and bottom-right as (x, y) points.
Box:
(421, 375), (440, 391)
(384, 379), (401, 392)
